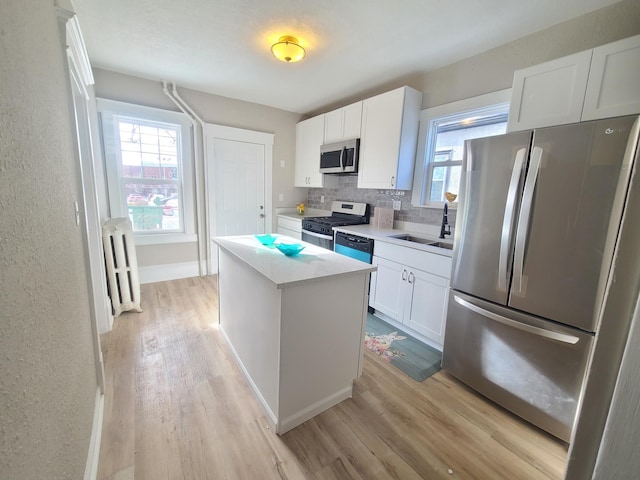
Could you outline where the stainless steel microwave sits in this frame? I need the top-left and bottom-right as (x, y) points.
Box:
(320, 138), (359, 174)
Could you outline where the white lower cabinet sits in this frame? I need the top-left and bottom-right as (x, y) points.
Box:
(370, 242), (451, 347)
(277, 215), (302, 240)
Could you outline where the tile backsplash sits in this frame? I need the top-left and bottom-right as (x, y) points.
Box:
(305, 175), (456, 227)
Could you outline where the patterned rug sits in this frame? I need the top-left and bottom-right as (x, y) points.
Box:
(364, 313), (442, 382)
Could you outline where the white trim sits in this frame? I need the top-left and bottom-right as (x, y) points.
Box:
(219, 326), (279, 431)
(412, 89), (512, 207)
(279, 385), (353, 434)
(97, 98), (196, 242)
(138, 261), (200, 284)
(84, 388), (104, 480)
(65, 15), (94, 87)
(134, 232), (198, 246)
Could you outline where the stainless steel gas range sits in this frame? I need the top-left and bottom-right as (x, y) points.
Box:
(301, 201), (369, 250)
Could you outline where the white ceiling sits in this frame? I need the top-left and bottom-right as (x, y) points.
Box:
(72, 0), (620, 114)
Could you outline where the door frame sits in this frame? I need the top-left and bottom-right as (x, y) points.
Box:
(205, 124), (274, 274)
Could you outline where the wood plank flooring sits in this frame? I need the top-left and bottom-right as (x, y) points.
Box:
(97, 276), (567, 480)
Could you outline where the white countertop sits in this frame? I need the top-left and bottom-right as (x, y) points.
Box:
(333, 224), (454, 258)
(213, 234), (376, 288)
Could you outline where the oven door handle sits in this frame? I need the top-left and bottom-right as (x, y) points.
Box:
(302, 230), (333, 240)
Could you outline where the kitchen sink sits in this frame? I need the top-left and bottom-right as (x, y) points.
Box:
(392, 234), (453, 250)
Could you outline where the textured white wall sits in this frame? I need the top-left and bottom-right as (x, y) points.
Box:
(0, 1), (98, 478)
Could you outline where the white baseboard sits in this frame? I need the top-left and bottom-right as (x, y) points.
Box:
(279, 385), (353, 434)
(219, 326), (278, 430)
(138, 261), (200, 284)
(84, 388), (104, 480)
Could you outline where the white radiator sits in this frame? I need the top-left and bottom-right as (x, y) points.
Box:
(102, 218), (142, 317)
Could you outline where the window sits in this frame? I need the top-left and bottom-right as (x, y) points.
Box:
(98, 99), (195, 244)
(411, 89), (511, 207)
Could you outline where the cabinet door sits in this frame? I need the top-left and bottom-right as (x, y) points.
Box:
(342, 101), (363, 140)
(324, 109), (344, 144)
(277, 226), (302, 240)
(295, 115), (325, 187)
(324, 101), (363, 143)
(507, 50), (592, 132)
(582, 34), (640, 121)
(370, 256), (404, 320)
(358, 88), (405, 189)
(404, 268), (449, 346)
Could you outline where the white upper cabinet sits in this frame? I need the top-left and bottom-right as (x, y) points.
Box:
(508, 35), (640, 132)
(295, 115), (335, 188)
(357, 86), (423, 189)
(507, 50), (592, 132)
(324, 101), (363, 143)
(582, 35), (640, 121)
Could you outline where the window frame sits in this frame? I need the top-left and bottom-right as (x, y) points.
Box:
(97, 98), (196, 245)
(411, 89), (512, 208)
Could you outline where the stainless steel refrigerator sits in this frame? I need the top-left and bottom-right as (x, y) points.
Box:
(442, 115), (640, 442)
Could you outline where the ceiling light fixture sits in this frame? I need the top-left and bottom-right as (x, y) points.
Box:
(271, 35), (306, 63)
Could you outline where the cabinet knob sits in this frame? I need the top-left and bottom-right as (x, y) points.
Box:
(408, 272), (415, 284)
(402, 269), (407, 281)
(259, 213), (265, 218)
(391, 176), (395, 187)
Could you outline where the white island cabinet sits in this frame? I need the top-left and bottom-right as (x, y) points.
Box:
(213, 235), (375, 434)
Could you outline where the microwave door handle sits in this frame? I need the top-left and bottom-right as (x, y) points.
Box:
(513, 146), (543, 295)
(498, 148), (527, 291)
(340, 147), (345, 170)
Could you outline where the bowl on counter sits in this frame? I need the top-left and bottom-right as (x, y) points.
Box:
(255, 234), (277, 245)
(275, 243), (305, 256)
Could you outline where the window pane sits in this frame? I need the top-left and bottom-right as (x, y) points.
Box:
(118, 120), (179, 181)
(428, 110), (508, 201)
(429, 165), (462, 202)
(124, 182), (181, 232)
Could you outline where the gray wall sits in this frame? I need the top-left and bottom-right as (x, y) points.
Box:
(93, 68), (306, 267)
(0, 1), (98, 479)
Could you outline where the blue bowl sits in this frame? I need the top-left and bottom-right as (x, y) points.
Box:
(275, 243), (305, 256)
(255, 234), (277, 245)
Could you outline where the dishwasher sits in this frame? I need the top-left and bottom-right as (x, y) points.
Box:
(334, 231), (374, 264)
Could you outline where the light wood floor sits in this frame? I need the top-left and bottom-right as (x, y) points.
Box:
(97, 276), (567, 480)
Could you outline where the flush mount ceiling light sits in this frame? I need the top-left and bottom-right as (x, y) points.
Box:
(271, 35), (306, 63)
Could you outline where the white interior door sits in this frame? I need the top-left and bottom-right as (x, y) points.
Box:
(205, 124), (274, 274)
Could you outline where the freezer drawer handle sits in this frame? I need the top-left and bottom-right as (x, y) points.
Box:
(513, 146), (543, 294)
(499, 148), (527, 291)
(453, 295), (579, 345)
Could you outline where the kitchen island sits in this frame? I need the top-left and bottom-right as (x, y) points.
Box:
(213, 235), (376, 434)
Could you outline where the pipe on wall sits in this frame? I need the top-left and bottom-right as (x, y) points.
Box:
(161, 81), (209, 276)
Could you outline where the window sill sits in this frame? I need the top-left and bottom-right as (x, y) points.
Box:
(134, 232), (198, 246)
(415, 202), (458, 210)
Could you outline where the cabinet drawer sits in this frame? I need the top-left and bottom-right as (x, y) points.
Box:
(374, 241), (452, 278)
(277, 216), (302, 232)
(277, 226), (302, 240)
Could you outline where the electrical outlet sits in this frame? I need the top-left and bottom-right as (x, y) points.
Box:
(278, 193), (284, 202)
(280, 160), (285, 168)
(393, 200), (401, 210)
(320, 195), (325, 203)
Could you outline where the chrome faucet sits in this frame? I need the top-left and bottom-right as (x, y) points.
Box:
(439, 203), (451, 239)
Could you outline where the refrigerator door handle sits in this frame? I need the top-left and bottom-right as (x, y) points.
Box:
(453, 295), (580, 344)
(513, 146), (543, 294)
(498, 148), (527, 291)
